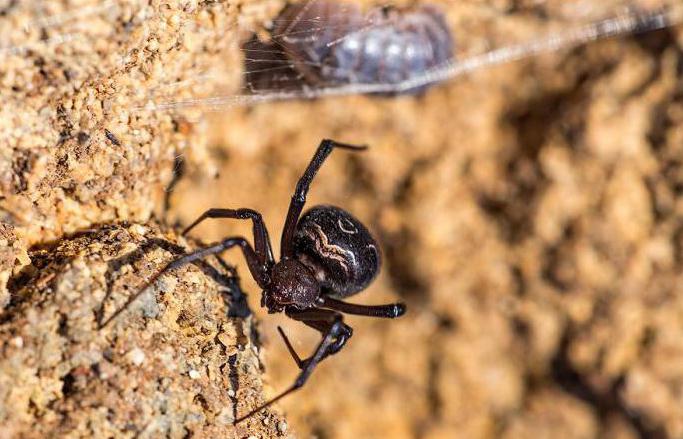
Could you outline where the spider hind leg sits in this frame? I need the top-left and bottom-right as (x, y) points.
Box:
(235, 308), (352, 423)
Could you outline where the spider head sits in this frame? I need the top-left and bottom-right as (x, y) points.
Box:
(264, 259), (320, 313)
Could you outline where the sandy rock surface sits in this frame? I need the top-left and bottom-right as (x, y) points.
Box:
(0, 0), (265, 247)
(0, 222), (286, 438)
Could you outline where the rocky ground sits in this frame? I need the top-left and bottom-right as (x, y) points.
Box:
(2, 0), (683, 438)
(0, 1), (282, 437)
(0, 223), (287, 438)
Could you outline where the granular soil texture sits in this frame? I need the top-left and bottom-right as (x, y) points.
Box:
(0, 222), (288, 438)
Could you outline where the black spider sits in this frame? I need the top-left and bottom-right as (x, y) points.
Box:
(101, 139), (406, 422)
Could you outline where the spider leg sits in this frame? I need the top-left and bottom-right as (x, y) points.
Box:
(99, 237), (266, 329)
(280, 139), (367, 258)
(213, 254), (239, 279)
(320, 296), (406, 318)
(182, 208), (275, 265)
(235, 308), (352, 423)
(277, 326), (304, 368)
(285, 308), (353, 356)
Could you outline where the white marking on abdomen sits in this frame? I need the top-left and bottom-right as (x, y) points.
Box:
(304, 222), (357, 276)
(338, 217), (358, 234)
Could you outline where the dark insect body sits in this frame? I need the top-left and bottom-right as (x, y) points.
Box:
(100, 139), (406, 423)
(244, 0), (454, 93)
(293, 205), (380, 297)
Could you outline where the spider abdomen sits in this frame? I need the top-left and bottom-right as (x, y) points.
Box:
(293, 205), (380, 297)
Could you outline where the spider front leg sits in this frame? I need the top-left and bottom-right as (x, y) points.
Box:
(182, 208), (274, 266)
(280, 139), (367, 258)
(235, 308), (352, 423)
(99, 237), (267, 329)
(320, 295), (406, 318)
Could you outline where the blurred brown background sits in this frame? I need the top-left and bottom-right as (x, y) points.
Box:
(167, 4), (683, 438)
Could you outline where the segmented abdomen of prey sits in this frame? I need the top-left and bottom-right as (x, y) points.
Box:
(293, 205), (381, 298)
(274, 1), (454, 89)
(273, 0), (364, 84)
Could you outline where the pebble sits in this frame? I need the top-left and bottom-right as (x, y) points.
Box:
(127, 347), (146, 366)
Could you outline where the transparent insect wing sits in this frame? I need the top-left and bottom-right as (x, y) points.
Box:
(126, 0), (683, 112)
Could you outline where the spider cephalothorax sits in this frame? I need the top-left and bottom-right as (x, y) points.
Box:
(102, 139), (406, 422)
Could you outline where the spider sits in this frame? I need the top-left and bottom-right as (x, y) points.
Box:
(101, 139), (406, 423)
